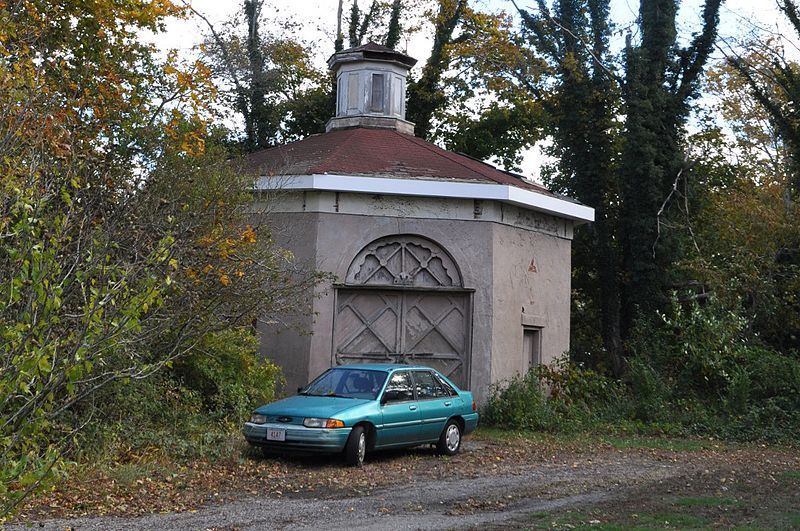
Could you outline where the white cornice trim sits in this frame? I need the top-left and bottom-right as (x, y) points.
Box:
(255, 174), (595, 223)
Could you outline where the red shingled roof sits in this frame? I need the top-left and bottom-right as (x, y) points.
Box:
(246, 127), (553, 196)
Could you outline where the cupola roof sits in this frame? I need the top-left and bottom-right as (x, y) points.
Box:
(327, 41), (417, 70)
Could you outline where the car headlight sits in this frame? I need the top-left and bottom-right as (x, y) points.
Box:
(303, 418), (345, 428)
(250, 413), (267, 424)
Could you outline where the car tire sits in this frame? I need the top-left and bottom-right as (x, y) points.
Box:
(344, 425), (367, 467)
(436, 419), (462, 456)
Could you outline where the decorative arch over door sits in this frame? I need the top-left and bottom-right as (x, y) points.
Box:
(333, 235), (472, 388)
(345, 235), (463, 287)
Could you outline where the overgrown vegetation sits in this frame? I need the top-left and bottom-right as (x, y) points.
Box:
(485, 296), (800, 443)
(66, 328), (282, 462)
(0, 0), (317, 518)
(481, 0), (799, 447)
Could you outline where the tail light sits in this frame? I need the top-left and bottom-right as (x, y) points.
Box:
(471, 400), (477, 411)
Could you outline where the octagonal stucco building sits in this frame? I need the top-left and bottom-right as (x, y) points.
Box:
(247, 43), (594, 403)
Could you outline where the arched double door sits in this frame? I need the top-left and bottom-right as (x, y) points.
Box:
(332, 235), (472, 389)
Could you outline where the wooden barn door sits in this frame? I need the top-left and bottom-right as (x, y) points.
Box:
(333, 235), (472, 389)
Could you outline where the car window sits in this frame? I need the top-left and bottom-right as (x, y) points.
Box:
(382, 371), (414, 402)
(413, 370), (450, 399)
(303, 368), (387, 399)
(433, 372), (457, 396)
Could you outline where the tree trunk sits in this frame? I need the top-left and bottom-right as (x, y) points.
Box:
(335, 0), (344, 52)
(244, 0), (267, 152)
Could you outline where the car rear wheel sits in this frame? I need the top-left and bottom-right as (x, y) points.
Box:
(344, 425), (366, 467)
(436, 419), (462, 456)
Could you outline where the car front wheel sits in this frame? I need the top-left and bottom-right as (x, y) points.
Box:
(436, 419), (462, 456)
(344, 425), (366, 466)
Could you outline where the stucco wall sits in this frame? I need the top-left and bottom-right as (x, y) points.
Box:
(252, 211), (316, 394)
(252, 190), (575, 403)
(489, 218), (573, 387)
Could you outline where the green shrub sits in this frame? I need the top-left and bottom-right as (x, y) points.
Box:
(173, 328), (283, 426)
(483, 358), (626, 432)
(626, 358), (670, 422)
(627, 296), (800, 442)
(629, 296), (748, 398)
(737, 346), (800, 402)
(482, 370), (557, 431)
(67, 327), (282, 461)
(484, 296), (800, 443)
(723, 365), (751, 414)
(70, 371), (205, 461)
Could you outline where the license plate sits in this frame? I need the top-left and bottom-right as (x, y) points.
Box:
(266, 427), (286, 441)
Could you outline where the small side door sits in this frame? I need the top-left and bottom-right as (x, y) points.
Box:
(412, 370), (457, 442)
(376, 370), (422, 447)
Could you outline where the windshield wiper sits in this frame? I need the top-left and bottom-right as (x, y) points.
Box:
(305, 392), (354, 398)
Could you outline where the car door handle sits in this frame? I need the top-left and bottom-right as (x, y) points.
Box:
(444, 401), (452, 407)
(409, 405), (417, 411)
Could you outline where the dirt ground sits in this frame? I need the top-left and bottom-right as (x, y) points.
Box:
(9, 431), (800, 530)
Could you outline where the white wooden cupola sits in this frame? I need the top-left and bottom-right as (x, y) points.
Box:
(326, 42), (417, 135)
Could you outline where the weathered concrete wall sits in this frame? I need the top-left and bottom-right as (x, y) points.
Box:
(252, 191), (575, 403)
(489, 212), (573, 387)
(252, 210), (316, 394)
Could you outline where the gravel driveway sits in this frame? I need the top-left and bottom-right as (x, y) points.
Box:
(10, 442), (692, 531)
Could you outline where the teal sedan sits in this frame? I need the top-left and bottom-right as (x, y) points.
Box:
(243, 364), (479, 466)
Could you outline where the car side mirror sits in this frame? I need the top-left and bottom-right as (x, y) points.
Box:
(381, 390), (399, 404)
(297, 387), (303, 394)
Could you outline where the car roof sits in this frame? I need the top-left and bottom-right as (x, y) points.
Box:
(334, 363), (437, 372)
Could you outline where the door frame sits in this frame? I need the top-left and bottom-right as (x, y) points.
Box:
(330, 284), (475, 389)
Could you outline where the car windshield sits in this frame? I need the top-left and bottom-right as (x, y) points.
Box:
(301, 368), (388, 400)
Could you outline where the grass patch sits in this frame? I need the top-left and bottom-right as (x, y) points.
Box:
(779, 470), (800, 481)
(471, 426), (580, 443)
(103, 461), (177, 486)
(675, 496), (742, 507)
(786, 512), (800, 527)
(472, 427), (594, 447)
(603, 436), (712, 452)
(526, 510), (595, 529)
(475, 427), (720, 453)
(472, 426), (531, 441)
(574, 525), (637, 530)
(527, 509), (710, 530)
(635, 511), (709, 528)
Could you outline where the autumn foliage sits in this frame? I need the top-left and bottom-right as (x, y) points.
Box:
(0, 0), (318, 518)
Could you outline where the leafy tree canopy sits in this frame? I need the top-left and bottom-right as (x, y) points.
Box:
(0, 0), (318, 517)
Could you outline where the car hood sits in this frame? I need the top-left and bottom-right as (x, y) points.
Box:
(254, 395), (370, 418)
